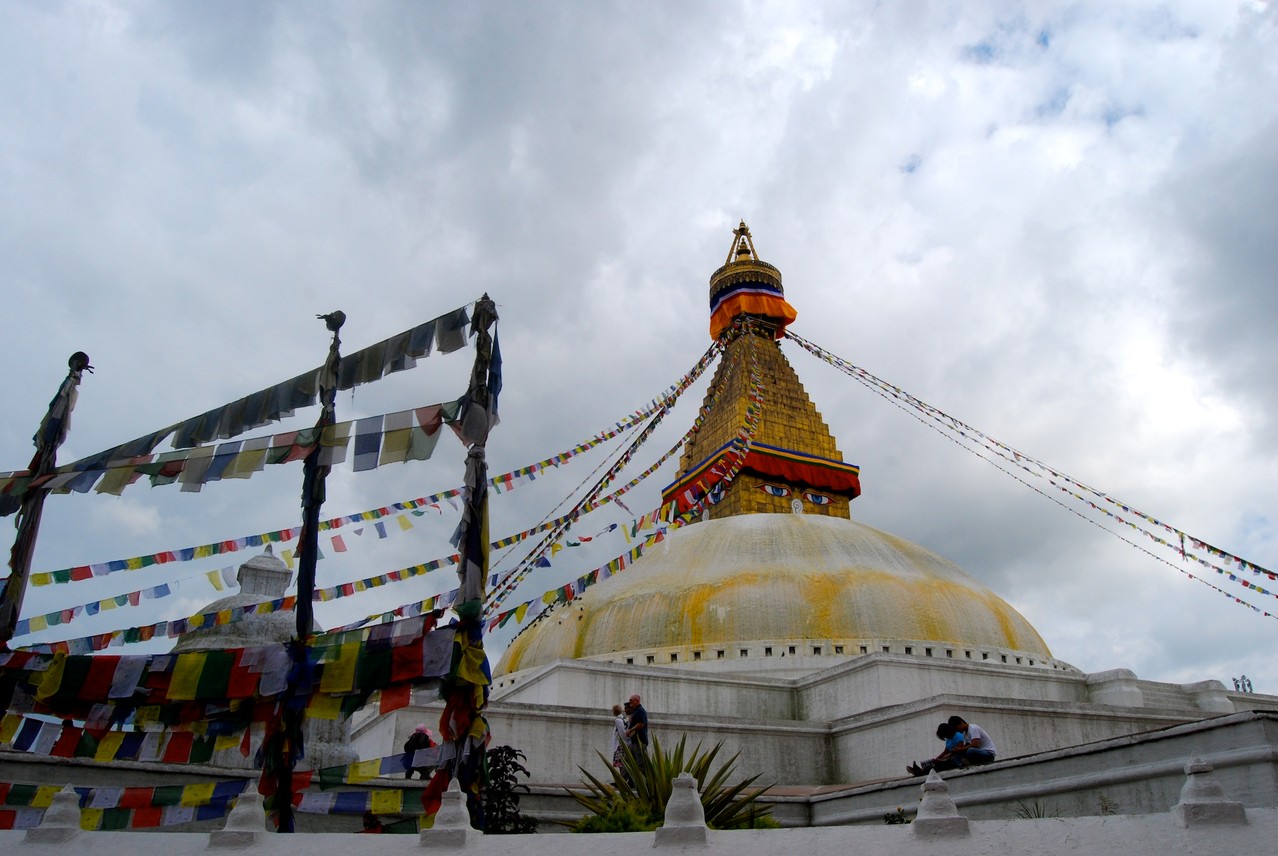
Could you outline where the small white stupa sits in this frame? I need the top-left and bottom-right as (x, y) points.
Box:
(173, 545), (358, 770)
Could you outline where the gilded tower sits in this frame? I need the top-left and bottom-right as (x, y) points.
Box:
(663, 222), (861, 521)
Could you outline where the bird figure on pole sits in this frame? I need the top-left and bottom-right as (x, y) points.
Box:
(317, 311), (346, 332)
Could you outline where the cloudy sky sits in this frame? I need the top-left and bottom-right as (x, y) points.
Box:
(2, 1), (1275, 698)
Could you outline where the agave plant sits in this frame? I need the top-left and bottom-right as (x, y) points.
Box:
(567, 734), (773, 831)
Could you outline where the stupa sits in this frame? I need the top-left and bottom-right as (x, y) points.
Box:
(355, 223), (1257, 789)
(496, 222), (1057, 678)
(173, 545), (357, 770)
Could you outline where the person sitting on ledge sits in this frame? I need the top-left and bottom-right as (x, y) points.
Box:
(948, 715), (998, 765)
(907, 721), (966, 777)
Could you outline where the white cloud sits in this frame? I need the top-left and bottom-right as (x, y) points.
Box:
(1, 0), (1275, 698)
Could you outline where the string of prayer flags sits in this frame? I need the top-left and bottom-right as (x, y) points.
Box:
(42, 305), (473, 478)
(14, 440), (680, 648)
(783, 329), (1278, 619)
(486, 331), (730, 613)
(0, 329), (714, 503)
(0, 398), (463, 504)
(497, 323), (764, 634)
(14, 380), (690, 592)
(0, 616), (457, 730)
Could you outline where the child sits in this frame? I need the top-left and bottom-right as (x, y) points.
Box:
(907, 722), (966, 776)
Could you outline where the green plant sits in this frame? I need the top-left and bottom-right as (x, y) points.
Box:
(1097, 792), (1120, 816)
(567, 734), (773, 832)
(1013, 799), (1059, 819)
(574, 801), (660, 833)
(482, 745), (537, 834)
(883, 807), (912, 825)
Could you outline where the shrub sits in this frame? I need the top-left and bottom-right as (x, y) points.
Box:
(567, 734), (773, 832)
(483, 745), (537, 834)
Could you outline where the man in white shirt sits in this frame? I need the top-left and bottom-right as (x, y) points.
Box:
(948, 716), (998, 765)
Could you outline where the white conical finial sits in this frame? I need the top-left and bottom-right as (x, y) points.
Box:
(25, 785), (81, 844)
(656, 772), (709, 846)
(209, 791), (266, 847)
(910, 770), (970, 838)
(1173, 753), (1248, 827)
(420, 778), (473, 847)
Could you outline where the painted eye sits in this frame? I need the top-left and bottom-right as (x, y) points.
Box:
(803, 492), (833, 506)
(760, 484), (791, 497)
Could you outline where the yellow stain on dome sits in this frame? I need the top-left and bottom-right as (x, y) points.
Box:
(495, 515), (1052, 676)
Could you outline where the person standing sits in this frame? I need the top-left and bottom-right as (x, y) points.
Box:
(625, 693), (649, 763)
(610, 703), (631, 769)
(948, 716), (998, 765)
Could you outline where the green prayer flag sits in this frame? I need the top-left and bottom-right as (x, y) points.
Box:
(195, 650), (235, 699)
(318, 764), (345, 791)
(6, 783), (37, 806)
(355, 647), (392, 691)
(153, 785), (184, 807)
(102, 808), (131, 831)
(189, 735), (216, 765)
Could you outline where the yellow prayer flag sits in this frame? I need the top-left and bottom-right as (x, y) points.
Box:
(30, 572), (52, 587)
(457, 639), (490, 687)
(95, 731), (125, 762)
(225, 448), (268, 479)
(306, 693), (342, 720)
(35, 651), (67, 702)
(349, 759), (381, 783)
(167, 652), (208, 701)
(320, 422), (352, 448)
(206, 570), (224, 592)
(397, 515), (413, 531)
(126, 557), (144, 570)
(214, 734), (241, 752)
(550, 542), (563, 556)
(0, 713), (22, 745)
(30, 614), (49, 632)
(379, 428), (412, 465)
(281, 549), (295, 569)
(33, 785), (60, 808)
(371, 789), (401, 815)
(318, 641), (360, 693)
(514, 603), (529, 624)
(80, 808), (104, 830)
(181, 782), (216, 807)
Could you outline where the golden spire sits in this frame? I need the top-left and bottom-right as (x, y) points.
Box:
(664, 223), (858, 521)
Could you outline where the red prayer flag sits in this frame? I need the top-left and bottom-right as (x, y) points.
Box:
(119, 787), (155, 809)
(380, 683), (411, 715)
(162, 731), (195, 763)
(391, 642), (424, 682)
(133, 806), (163, 828)
(81, 657), (118, 700)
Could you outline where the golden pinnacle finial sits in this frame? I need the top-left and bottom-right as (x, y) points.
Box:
(725, 220), (761, 267)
